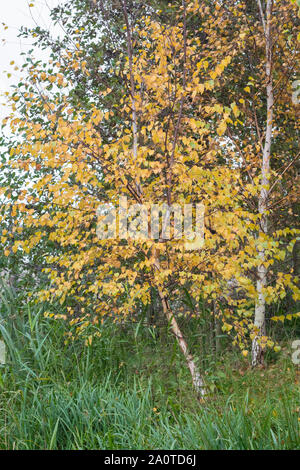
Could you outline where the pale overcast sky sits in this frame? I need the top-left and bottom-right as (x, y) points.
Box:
(0, 0), (61, 119)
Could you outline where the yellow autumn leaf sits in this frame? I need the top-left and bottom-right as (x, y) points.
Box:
(231, 102), (240, 117)
(217, 121), (227, 136)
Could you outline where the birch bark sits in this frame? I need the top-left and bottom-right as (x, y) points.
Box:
(252, 0), (274, 366)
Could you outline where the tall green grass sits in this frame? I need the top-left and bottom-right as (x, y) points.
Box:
(0, 283), (299, 450)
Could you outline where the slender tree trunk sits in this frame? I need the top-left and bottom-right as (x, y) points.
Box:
(160, 293), (206, 396)
(252, 0), (274, 366)
(153, 250), (206, 396)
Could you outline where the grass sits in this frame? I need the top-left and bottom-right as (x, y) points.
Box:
(0, 284), (299, 450)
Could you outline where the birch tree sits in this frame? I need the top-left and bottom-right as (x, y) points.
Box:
(251, 0), (275, 366)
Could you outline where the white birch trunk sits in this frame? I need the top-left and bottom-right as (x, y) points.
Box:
(153, 250), (206, 396)
(252, 0), (274, 366)
(161, 294), (206, 396)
